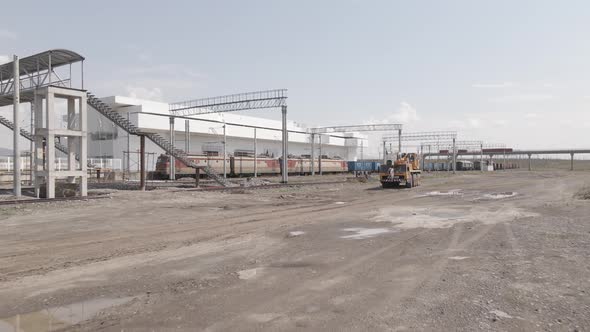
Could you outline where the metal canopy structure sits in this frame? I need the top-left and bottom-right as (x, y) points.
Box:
(305, 123), (403, 175)
(382, 131), (457, 142)
(168, 89), (290, 182)
(0, 49), (85, 107)
(169, 89), (287, 115)
(307, 124), (402, 134)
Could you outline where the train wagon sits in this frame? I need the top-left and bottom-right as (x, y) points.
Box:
(231, 156), (281, 175)
(155, 154), (348, 179)
(155, 155), (230, 179)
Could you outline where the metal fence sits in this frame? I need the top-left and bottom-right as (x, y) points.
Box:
(0, 157), (122, 171)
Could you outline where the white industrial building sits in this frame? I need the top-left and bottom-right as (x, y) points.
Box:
(88, 96), (367, 172)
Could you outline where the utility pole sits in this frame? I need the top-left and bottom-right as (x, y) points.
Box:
(185, 120), (190, 154)
(310, 133), (315, 175)
(253, 128), (257, 177)
(169, 117), (175, 180)
(281, 106), (288, 183)
(397, 128), (402, 157)
(453, 137), (457, 174)
(13, 55), (21, 197)
(223, 123), (227, 178)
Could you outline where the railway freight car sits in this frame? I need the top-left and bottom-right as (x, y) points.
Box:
(154, 155), (348, 179)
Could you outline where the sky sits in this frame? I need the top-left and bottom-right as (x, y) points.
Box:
(1, 0), (590, 156)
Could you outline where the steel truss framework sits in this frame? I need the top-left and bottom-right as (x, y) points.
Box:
(305, 124), (403, 175)
(169, 89), (287, 115)
(307, 124), (402, 134)
(382, 131), (457, 142)
(168, 89), (290, 182)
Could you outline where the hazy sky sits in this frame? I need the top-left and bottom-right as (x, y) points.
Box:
(1, 0), (589, 153)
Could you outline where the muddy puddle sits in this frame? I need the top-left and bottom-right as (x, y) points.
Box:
(0, 296), (134, 332)
(372, 205), (538, 229)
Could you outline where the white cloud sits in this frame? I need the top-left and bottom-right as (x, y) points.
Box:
(524, 113), (538, 119)
(0, 55), (10, 64)
(472, 82), (516, 88)
(0, 29), (17, 40)
(468, 118), (481, 128)
(389, 102), (419, 124)
(125, 86), (163, 101)
(489, 94), (556, 103)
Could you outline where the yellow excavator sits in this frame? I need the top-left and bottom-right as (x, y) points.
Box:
(380, 152), (422, 188)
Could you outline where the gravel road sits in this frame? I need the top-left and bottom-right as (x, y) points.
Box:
(0, 170), (589, 331)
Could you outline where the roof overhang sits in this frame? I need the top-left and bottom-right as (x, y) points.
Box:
(0, 49), (85, 80)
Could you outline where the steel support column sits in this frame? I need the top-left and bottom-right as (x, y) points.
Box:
(281, 106), (288, 183)
(319, 135), (323, 175)
(169, 117), (175, 180)
(397, 129), (402, 156)
(310, 133), (315, 176)
(453, 138), (457, 174)
(223, 124), (227, 178)
(140, 135), (146, 191)
(13, 55), (21, 197)
(185, 120), (190, 154)
(254, 128), (257, 177)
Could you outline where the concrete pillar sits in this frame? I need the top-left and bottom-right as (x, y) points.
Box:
(223, 124), (227, 178)
(13, 55), (21, 197)
(311, 133), (315, 176)
(80, 93), (87, 197)
(282, 107), (289, 181)
(169, 117), (175, 180)
(453, 138), (457, 174)
(570, 153), (574, 171)
(185, 120), (190, 154)
(67, 98), (77, 184)
(140, 135), (146, 191)
(29, 103), (34, 184)
(254, 128), (257, 177)
(319, 135), (323, 175)
(45, 91), (56, 198)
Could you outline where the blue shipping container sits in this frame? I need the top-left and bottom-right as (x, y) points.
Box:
(348, 161), (381, 172)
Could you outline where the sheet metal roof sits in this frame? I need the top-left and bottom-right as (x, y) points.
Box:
(0, 49), (84, 80)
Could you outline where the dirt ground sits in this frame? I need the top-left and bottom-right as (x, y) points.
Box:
(1, 170), (589, 331)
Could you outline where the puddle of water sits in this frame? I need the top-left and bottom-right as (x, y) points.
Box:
(237, 268), (263, 280)
(334, 201), (346, 205)
(448, 256), (470, 260)
(418, 189), (462, 197)
(288, 231), (305, 237)
(483, 192), (518, 199)
(0, 296), (134, 332)
(373, 206), (538, 229)
(340, 228), (390, 239)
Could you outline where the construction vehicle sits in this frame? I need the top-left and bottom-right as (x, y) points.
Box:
(379, 152), (422, 188)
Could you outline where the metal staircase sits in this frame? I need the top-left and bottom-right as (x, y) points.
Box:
(86, 92), (230, 187)
(0, 115), (70, 155)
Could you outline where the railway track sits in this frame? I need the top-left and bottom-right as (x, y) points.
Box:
(0, 195), (109, 206)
